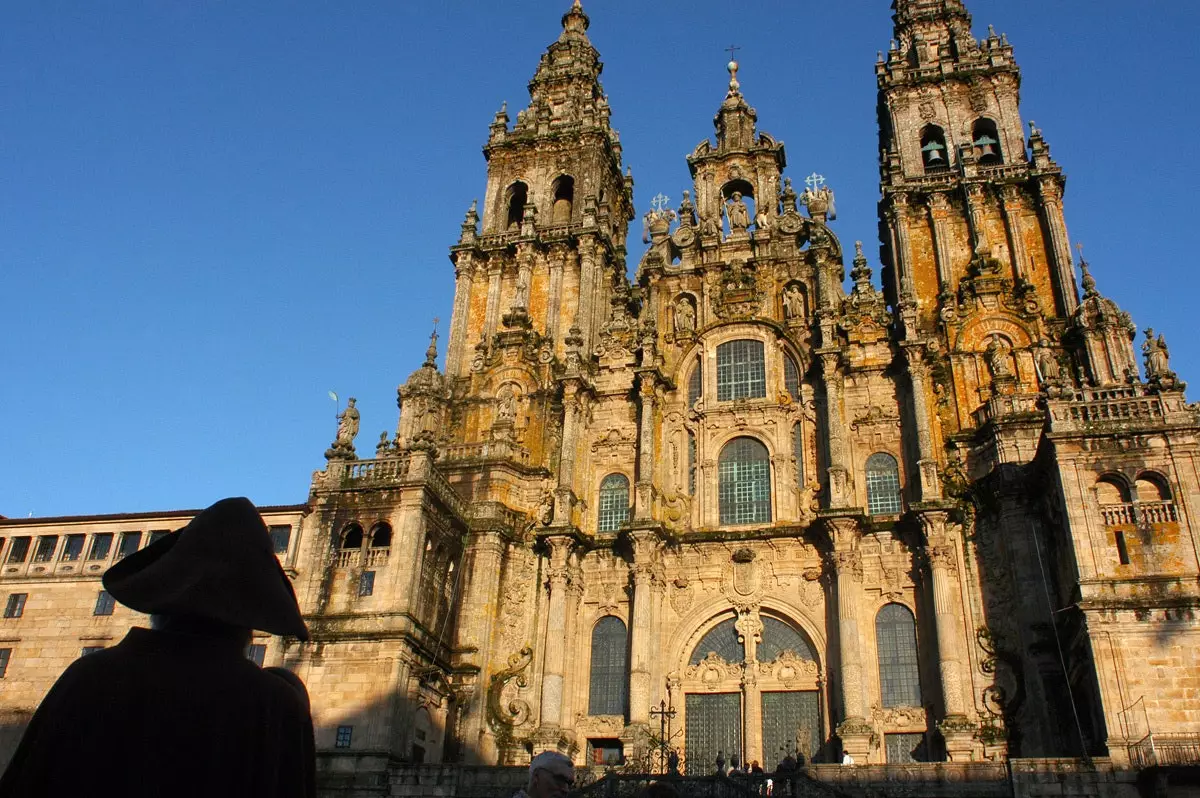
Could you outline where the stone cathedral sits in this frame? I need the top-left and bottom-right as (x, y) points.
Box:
(2, 0), (1198, 794)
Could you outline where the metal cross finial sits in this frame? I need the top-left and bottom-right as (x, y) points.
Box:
(432, 317), (440, 334)
(805, 173), (826, 192)
(650, 193), (671, 213)
(725, 44), (741, 61)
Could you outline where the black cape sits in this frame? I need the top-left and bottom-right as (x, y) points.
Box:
(0, 627), (315, 798)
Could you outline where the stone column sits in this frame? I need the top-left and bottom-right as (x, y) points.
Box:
(819, 351), (851, 508)
(737, 610), (764, 765)
(576, 235), (598, 348)
(999, 185), (1029, 283)
(918, 510), (979, 761)
(628, 531), (659, 727)
(1036, 178), (1079, 315)
(634, 375), (657, 520)
(538, 536), (574, 732)
(926, 193), (953, 290)
(903, 346), (941, 501)
(826, 516), (872, 760)
(546, 244), (566, 343)
(484, 264), (503, 345)
(452, 529), (506, 761)
(886, 193), (915, 295)
(446, 258), (474, 377)
(558, 550), (585, 746)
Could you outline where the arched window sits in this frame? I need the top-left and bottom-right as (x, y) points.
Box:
(784, 356), (800, 401)
(719, 437), (772, 525)
(687, 431), (697, 496)
(689, 617), (743, 665)
(793, 423), (805, 489)
(369, 523), (392, 548)
(688, 360), (702, 407)
(340, 523), (363, 550)
(920, 124), (949, 171)
(551, 175), (574, 224)
(1134, 472), (1178, 530)
(758, 616), (816, 662)
(866, 453), (902, 516)
(972, 118), (1002, 164)
(597, 474), (630, 532)
(588, 616), (629, 716)
(716, 340), (766, 401)
(876, 603), (922, 707)
(505, 181), (528, 230)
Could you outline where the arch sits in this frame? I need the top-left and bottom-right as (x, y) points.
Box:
(1134, 472), (1172, 502)
(688, 616), (743, 665)
(669, 598), (827, 676)
(972, 118), (1002, 164)
(718, 437), (772, 525)
(369, 522), (392, 548)
(876, 603), (922, 708)
(505, 181), (528, 230)
(588, 616), (629, 716)
(758, 614), (817, 662)
(866, 452), (902, 516)
(340, 523), (363, 550)
(716, 339), (767, 401)
(597, 473), (631, 532)
(720, 178), (755, 200)
(550, 174), (574, 224)
(920, 124), (949, 171)
(1095, 475), (1130, 505)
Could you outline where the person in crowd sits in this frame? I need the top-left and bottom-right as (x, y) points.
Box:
(512, 751), (575, 798)
(0, 497), (315, 798)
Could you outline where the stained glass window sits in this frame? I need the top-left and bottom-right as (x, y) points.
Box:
(588, 616), (629, 716)
(719, 437), (771, 525)
(876, 603), (922, 708)
(758, 616), (816, 662)
(866, 452), (902, 516)
(716, 340), (766, 401)
(689, 617), (743, 665)
(597, 474), (630, 532)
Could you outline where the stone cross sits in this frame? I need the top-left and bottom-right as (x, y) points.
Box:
(650, 193), (671, 213)
(805, 173), (826, 193)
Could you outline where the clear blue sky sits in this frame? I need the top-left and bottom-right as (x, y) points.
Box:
(3, 1), (1198, 517)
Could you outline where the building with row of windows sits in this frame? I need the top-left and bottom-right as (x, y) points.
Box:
(2, 0), (1198, 794)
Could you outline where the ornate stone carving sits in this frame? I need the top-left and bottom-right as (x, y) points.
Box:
(850, 405), (901, 432)
(683, 652), (741, 685)
(710, 260), (763, 320)
(487, 646), (534, 735)
(870, 704), (928, 730)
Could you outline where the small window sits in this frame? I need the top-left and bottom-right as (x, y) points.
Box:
(147, 530), (170, 546)
(368, 523), (391, 548)
(116, 532), (141, 560)
(687, 360), (702, 407)
(88, 533), (113, 561)
(81, 646), (105, 657)
(93, 591), (115, 616)
(716, 340), (767, 401)
(589, 739), (624, 766)
(920, 124), (949, 172)
(269, 525), (292, 555)
(1115, 531), (1130, 565)
(32, 536), (58, 563)
(784, 356), (800, 401)
(61, 535), (86, 562)
(597, 474), (631, 533)
(866, 453), (902, 516)
(0, 648), (11, 678)
(359, 571), (376, 597)
(6, 538), (29, 564)
(4, 593), (27, 619)
(335, 725), (353, 748)
(245, 643), (266, 667)
(505, 181), (529, 230)
(340, 524), (363, 550)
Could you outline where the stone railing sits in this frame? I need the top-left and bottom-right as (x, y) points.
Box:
(1099, 503), (1135, 527)
(365, 547), (390, 566)
(314, 455), (412, 492)
(441, 441), (531, 465)
(1099, 501), (1178, 528)
(1139, 500), (1178, 525)
(333, 549), (360, 569)
(972, 392), (1043, 427)
(1047, 389), (1171, 434)
(1129, 732), (1200, 768)
(467, 501), (528, 534)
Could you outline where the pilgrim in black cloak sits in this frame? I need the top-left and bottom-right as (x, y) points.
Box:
(0, 497), (316, 798)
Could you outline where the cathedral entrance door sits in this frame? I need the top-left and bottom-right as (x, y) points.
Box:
(760, 691), (820, 770)
(684, 693), (742, 775)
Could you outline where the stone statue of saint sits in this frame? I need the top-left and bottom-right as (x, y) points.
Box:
(725, 192), (750, 232)
(1143, 328), (1171, 379)
(783, 284), (806, 321)
(335, 397), (360, 447)
(497, 389), (517, 422)
(1035, 341), (1061, 383)
(984, 337), (1012, 379)
(675, 296), (696, 334)
(536, 491), (555, 527)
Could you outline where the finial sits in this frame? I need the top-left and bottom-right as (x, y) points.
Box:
(850, 240), (872, 288)
(561, 0), (589, 35)
(725, 45), (742, 95)
(424, 318), (440, 367)
(1076, 244), (1098, 298)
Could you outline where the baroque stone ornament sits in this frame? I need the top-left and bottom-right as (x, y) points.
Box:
(487, 647), (534, 738)
(710, 260), (763, 320)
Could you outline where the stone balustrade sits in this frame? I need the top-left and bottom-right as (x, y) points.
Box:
(440, 441), (530, 465)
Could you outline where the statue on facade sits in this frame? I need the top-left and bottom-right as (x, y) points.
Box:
(1143, 328), (1172, 380)
(1034, 340), (1061, 384)
(675, 296), (696, 334)
(496, 388), (517, 423)
(754, 207), (771, 233)
(535, 490), (555, 527)
(783, 284), (806, 322)
(335, 398), (360, 447)
(984, 336), (1013, 380)
(725, 192), (750, 232)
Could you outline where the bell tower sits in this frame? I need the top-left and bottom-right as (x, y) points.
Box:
(877, 0), (1080, 435)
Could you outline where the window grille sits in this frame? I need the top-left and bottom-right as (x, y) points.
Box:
(876, 603), (922, 707)
(784, 356), (800, 401)
(689, 617), (743, 665)
(885, 733), (926, 763)
(588, 616), (629, 716)
(4, 594), (27, 619)
(597, 474), (630, 532)
(93, 591), (115, 616)
(6, 538), (29, 564)
(61, 535), (86, 562)
(866, 453), (902, 515)
(688, 361), (702, 406)
(758, 616), (816, 663)
(269, 525), (292, 555)
(359, 570), (376, 597)
(716, 340), (766, 401)
(718, 437), (771, 525)
(116, 532), (141, 560)
(88, 534), (113, 561)
(335, 726), (353, 748)
(33, 537), (58, 563)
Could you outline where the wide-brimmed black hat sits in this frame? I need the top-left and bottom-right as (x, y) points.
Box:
(103, 497), (309, 641)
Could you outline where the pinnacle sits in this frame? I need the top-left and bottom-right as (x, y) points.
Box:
(560, 0), (589, 38)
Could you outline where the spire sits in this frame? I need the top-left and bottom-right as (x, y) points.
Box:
(424, 321), (440, 368)
(713, 55), (758, 152)
(560, 0), (589, 41)
(889, 0), (979, 70)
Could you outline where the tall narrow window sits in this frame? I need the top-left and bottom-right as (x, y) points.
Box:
(793, 424), (805, 489)
(687, 432), (697, 496)
(88, 533), (113, 561)
(7, 538), (29, 564)
(335, 726), (353, 748)
(269, 525), (292, 555)
(116, 532), (141, 560)
(93, 591), (115, 616)
(1114, 531), (1130, 565)
(588, 616), (629, 716)
(972, 118), (1002, 164)
(716, 340), (766, 401)
(920, 124), (949, 171)
(718, 437), (772, 525)
(551, 175), (574, 224)
(688, 360), (702, 407)
(33, 536), (58, 563)
(866, 453), (902, 516)
(358, 571), (376, 597)
(506, 181), (528, 230)
(597, 474), (631, 532)
(0, 649), (13, 678)
(877, 603), (922, 707)
(4, 593), (27, 619)
(784, 356), (800, 401)
(61, 535), (85, 562)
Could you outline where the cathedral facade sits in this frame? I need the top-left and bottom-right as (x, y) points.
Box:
(2, 0), (1198, 790)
